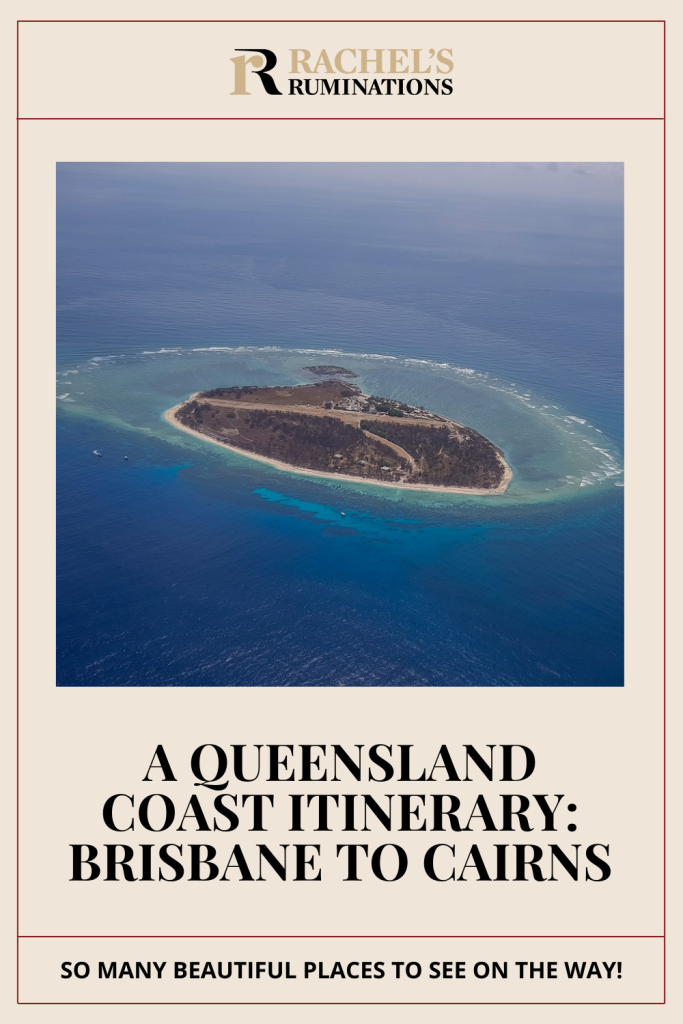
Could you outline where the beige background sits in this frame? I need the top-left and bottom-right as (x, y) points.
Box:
(3, 0), (678, 1021)
(17, 20), (662, 119)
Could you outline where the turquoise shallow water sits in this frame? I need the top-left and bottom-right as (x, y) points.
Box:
(57, 162), (623, 687)
(57, 347), (622, 505)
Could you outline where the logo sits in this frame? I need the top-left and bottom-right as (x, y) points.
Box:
(230, 49), (282, 96)
(230, 47), (454, 98)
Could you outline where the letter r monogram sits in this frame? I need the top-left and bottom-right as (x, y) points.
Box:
(231, 50), (282, 95)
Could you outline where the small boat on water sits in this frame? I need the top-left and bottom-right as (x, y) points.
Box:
(124, 456), (129, 460)
(341, 512), (346, 516)
(93, 450), (102, 457)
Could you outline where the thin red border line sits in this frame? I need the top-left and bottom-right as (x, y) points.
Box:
(14, 16), (667, 1007)
(15, 19), (668, 23)
(16, 118), (665, 122)
(18, 934), (665, 939)
(14, 1003), (668, 1008)
(663, 14), (667, 1007)
(15, 15), (20, 1011)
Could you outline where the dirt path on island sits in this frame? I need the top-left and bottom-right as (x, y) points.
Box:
(201, 396), (460, 430)
(360, 428), (417, 470)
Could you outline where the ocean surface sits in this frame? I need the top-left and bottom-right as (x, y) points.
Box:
(56, 163), (624, 686)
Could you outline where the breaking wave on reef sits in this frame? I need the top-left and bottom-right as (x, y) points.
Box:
(57, 345), (623, 502)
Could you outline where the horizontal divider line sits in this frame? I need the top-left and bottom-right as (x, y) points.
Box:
(18, 934), (665, 940)
(16, 19), (668, 24)
(16, 117), (665, 121)
(15, 1002), (668, 1007)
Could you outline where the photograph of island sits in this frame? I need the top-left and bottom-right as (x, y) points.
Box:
(57, 162), (623, 687)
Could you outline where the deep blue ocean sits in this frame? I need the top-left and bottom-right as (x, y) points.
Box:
(56, 163), (623, 687)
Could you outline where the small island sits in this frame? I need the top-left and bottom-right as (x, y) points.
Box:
(303, 364), (359, 378)
(166, 381), (512, 494)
